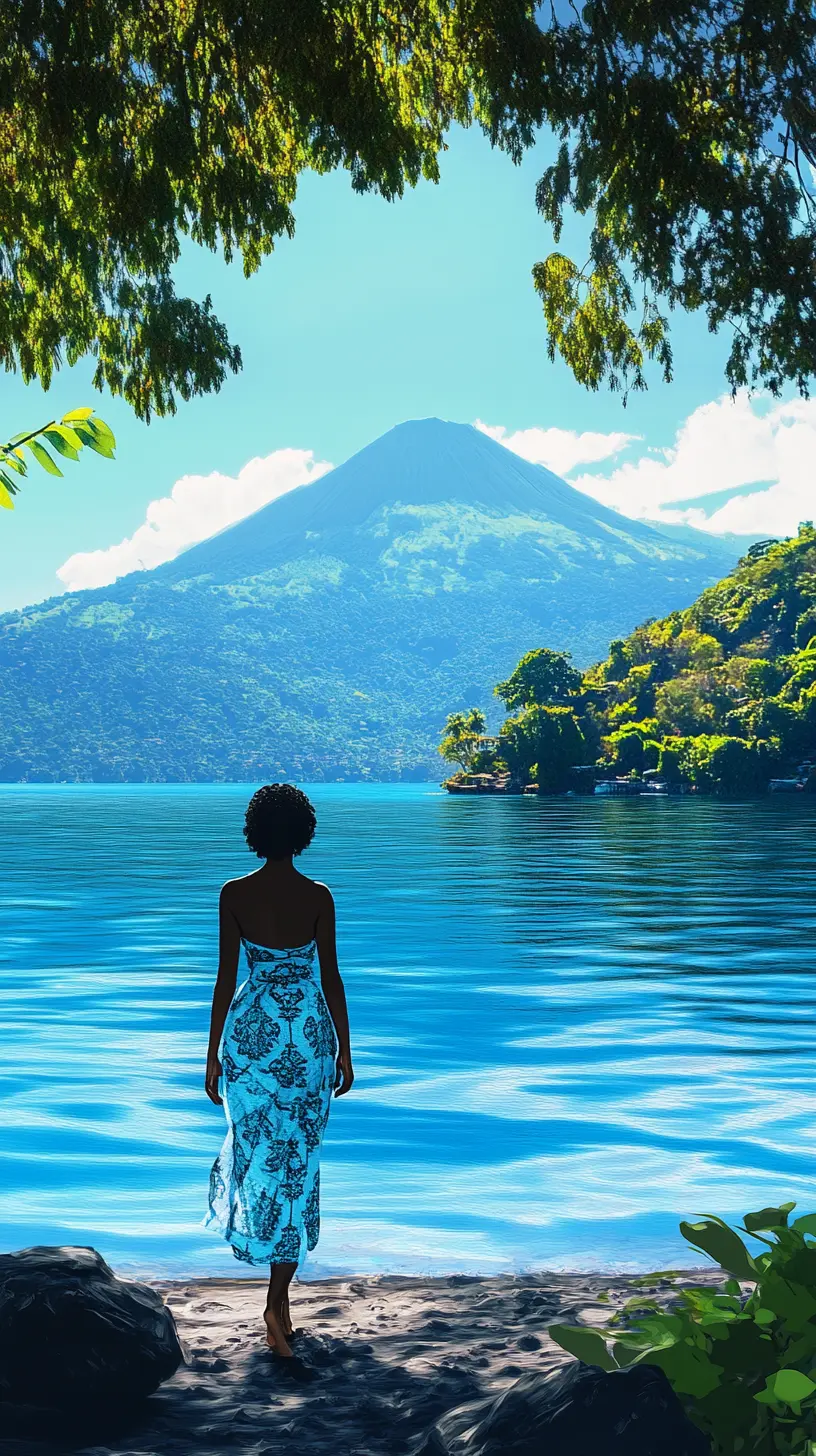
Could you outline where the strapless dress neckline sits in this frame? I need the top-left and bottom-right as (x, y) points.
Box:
(241, 936), (317, 954)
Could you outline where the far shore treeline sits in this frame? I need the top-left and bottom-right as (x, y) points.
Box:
(440, 525), (816, 796)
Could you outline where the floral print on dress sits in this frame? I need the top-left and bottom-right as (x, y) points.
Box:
(268, 1043), (308, 1088)
(232, 1003), (281, 1059)
(203, 937), (337, 1266)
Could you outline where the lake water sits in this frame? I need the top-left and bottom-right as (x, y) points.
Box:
(1, 784), (815, 1280)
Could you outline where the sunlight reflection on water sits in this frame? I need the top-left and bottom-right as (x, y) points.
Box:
(1, 784), (815, 1277)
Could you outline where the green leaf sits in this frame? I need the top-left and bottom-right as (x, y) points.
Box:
(781, 1248), (816, 1287)
(759, 1272), (816, 1330)
(0, 450), (26, 474)
(645, 1341), (724, 1398)
(755, 1369), (816, 1407)
(753, 1308), (776, 1325)
(27, 440), (63, 476)
(792, 1214), (816, 1236)
(85, 416), (116, 447)
(61, 407), (95, 422)
(51, 424), (84, 450)
(83, 434), (116, 460)
(0, 476), (15, 508)
(744, 1205), (795, 1233)
(680, 1218), (758, 1280)
(43, 429), (80, 461)
(547, 1324), (618, 1371)
(7, 427), (49, 447)
(629, 1270), (685, 1287)
(611, 1340), (641, 1367)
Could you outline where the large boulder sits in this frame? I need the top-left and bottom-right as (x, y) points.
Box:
(0, 1245), (184, 1423)
(419, 1360), (711, 1456)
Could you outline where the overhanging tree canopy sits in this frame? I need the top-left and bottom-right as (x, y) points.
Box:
(2, 1), (814, 420)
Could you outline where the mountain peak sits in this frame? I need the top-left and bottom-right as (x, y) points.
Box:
(168, 415), (653, 582)
(1, 416), (748, 783)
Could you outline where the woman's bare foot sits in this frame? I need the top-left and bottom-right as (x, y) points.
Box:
(264, 1304), (293, 1357)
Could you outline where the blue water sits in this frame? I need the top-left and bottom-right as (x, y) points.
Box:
(1, 784), (815, 1279)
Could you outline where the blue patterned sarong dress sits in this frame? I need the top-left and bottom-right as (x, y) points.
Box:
(203, 937), (337, 1265)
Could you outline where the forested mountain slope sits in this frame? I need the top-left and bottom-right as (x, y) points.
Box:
(453, 527), (816, 794)
(0, 418), (746, 781)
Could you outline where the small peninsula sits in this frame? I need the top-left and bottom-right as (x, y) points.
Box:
(440, 525), (816, 797)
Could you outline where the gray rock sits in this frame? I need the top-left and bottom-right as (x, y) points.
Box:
(0, 1245), (183, 1421)
(421, 1360), (711, 1456)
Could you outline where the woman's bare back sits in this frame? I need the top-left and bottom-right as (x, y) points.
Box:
(221, 863), (331, 949)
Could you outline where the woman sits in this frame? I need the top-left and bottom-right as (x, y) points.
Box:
(203, 783), (354, 1357)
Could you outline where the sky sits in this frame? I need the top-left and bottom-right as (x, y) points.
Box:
(1, 122), (814, 612)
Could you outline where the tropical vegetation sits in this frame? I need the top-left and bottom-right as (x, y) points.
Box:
(0, 411), (115, 510)
(550, 1201), (816, 1456)
(3, 2), (815, 419)
(441, 525), (816, 795)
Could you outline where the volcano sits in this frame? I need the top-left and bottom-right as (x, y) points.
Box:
(0, 419), (745, 781)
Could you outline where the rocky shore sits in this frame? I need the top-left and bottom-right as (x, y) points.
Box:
(3, 1265), (723, 1456)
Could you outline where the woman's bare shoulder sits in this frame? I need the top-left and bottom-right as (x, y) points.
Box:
(219, 870), (260, 904)
(299, 875), (334, 908)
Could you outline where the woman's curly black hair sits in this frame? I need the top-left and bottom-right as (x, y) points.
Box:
(243, 783), (317, 860)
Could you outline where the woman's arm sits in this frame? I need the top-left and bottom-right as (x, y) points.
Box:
(205, 885), (240, 1105)
(315, 885), (354, 1097)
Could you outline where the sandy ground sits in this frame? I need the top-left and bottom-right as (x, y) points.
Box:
(7, 1267), (724, 1456)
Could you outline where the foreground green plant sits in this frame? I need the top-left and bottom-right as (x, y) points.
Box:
(550, 1203), (816, 1455)
(0, 410), (115, 509)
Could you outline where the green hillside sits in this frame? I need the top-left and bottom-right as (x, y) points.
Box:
(443, 525), (816, 793)
(0, 419), (744, 783)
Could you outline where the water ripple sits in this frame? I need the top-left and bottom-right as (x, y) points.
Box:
(1, 784), (815, 1276)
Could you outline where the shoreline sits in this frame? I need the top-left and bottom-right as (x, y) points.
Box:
(8, 1265), (722, 1456)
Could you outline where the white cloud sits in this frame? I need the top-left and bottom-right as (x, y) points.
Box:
(57, 447), (333, 591)
(568, 392), (816, 537)
(474, 419), (638, 475)
(482, 393), (816, 538)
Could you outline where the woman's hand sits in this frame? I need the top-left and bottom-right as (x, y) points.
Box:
(334, 1047), (354, 1097)
(205, 1052), (223, 1105)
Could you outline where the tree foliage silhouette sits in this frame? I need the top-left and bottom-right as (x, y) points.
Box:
(2, 2), (815, 419)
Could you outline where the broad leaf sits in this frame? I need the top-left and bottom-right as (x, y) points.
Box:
(0, 476), (14, 508)
(744, 1205), (796, 1233)
(547, 1324), (618, 1371)
(50, 424), (84, 450)
(755, 1370), (816, 1407)
(61, 407), (94, 422)
(680, 1218), (757, 1280)
(27, 440), (63, 476)
(7, 428), (45, 446)
(43, 429), (80, 461)
(759, 1272), (816, 1330)
(84, 416), (116, 447)
(0, 451), (26, 474)
(84, 435), (116, 460)
(645, 1341), (724, 1398)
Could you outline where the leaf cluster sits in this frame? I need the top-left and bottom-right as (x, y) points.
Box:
(534, 0), (816, 401)
(0, 409), (115, 510)
(5, 3), (816, 414)
(0, 0), (546, 419)
(550, 1202), (816, 1456)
